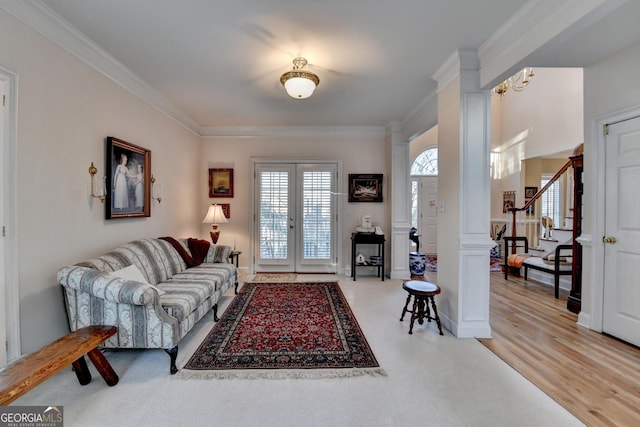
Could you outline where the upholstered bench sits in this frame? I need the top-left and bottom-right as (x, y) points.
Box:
(504, 236), (573, 298)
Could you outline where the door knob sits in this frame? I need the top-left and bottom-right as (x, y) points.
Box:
(602, 236), (617, 244)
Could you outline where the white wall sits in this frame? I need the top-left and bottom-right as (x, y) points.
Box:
(491, 68), (584, 220)
(409, 125), (438, 163)
(434, 78), (462, 325)
(201, 135), (388, 275)
(0, 11), (202, 353)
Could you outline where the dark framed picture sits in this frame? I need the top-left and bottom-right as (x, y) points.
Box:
(526, 200), (536, 216)
(525, 186), (538, 199)
(209, 168), (234, 198)
(220, 203), (230, 219)
(105, 136), (151, 219)
(348, 174), (383, 203)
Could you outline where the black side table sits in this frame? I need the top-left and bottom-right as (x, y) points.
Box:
(228, 250), (241, 268)
(351, 232), (385, 281)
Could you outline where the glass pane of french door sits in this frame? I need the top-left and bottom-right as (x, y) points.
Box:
(256, 165), (294, 270)
(255, 162), (337, 273)
(297, 164), (336, 271)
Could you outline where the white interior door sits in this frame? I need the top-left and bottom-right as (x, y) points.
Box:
(254, 162), (337, 273)
(0, 77), (7, 367)
(602, 116), (640, 347)
(0, 69), (19, 366)
(419, 177), (438, 255)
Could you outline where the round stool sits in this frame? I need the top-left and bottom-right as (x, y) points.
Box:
(400, 280), (444, 335)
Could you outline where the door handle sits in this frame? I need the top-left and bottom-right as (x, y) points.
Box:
(602, 236), (617, 244)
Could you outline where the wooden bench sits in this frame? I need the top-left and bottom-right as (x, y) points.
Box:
(0, 325), (119, 405)
(504, 236), (573, 298)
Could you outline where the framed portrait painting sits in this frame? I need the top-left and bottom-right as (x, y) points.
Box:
(105, 136), (151, 219)
(348, 174), (383, 203)
(209, 168), (234, 198)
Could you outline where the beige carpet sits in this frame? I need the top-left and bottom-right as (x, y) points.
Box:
(11, 275), (582, 427)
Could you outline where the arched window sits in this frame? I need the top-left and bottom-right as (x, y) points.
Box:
(411, 146), (438, 176)
(410, 146), (438, 230)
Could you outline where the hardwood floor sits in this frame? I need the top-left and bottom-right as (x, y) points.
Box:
(479, 272), (640, 427)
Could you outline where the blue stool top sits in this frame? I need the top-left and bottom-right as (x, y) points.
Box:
(403, 280), (440, 295)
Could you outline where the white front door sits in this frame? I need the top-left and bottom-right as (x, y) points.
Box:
(419, 177), (438, 255)
(602, 116), (640, 347)
(254, 162), (338, 273)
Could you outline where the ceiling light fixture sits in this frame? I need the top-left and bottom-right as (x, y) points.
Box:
(493, 67), (534, 97)
(280, 57), (320, 99)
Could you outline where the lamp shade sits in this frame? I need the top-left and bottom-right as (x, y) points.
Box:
(202, 204), (228, 224)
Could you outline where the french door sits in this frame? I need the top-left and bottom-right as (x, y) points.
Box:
(411, 176), (438, 255)
(254, 162), (338, 273)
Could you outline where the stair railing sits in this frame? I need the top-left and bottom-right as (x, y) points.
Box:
(507, 159), (572, 254)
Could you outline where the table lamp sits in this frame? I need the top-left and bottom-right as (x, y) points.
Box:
(202, 204), (229, 244)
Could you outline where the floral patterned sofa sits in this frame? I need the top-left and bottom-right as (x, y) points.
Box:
(57, 238), (237, 374)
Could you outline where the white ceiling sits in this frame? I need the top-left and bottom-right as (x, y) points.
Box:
(28, 1), (640, 130)
(39, 0), (528, 128)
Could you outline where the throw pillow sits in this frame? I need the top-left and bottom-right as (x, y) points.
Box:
(109, 264), (166, 296)
(209, 244), (232, 263)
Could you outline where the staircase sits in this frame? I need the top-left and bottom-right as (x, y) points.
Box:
(505, 146), (583, 313)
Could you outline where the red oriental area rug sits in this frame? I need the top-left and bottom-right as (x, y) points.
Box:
(179, 282), (385, 379)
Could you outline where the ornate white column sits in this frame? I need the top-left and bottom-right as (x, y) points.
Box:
(432, 50), (494, 338)
(388, 122), (411, 280)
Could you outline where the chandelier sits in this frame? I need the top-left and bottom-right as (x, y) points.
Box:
(280, 57), (320, 99)
(493, 67), (534, 97)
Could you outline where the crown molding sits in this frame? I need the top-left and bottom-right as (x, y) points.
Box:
(478, 0), (626, 88)
(401, 90), (438, 141)
(431, 51), (460, 92)
(199, 125), (386, 139)
(0, 0), (202, 135)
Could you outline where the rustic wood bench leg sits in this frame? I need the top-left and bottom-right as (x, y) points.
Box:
(87, 348), (119, 386)
(72, 356), (92, 385)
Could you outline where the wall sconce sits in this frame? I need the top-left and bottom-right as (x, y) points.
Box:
(151, 174), (162, 203)
(88, 162), (106, 203)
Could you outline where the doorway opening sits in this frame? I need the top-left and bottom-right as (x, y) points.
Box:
(410, 146), (438, 256)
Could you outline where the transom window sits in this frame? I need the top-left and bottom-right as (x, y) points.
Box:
(410, 146), (438, 228)
(410, 147), (438, 176)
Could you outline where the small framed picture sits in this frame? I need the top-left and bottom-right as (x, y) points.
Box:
(106, 136), (151, 219)
(502, 191), (516, 213)
(348, 174), (383, 203)
(526, 201), (536, 216)
(524, 187), (538, 199)
(209, 168), (234, 198)
(219, 203), (230, 219)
